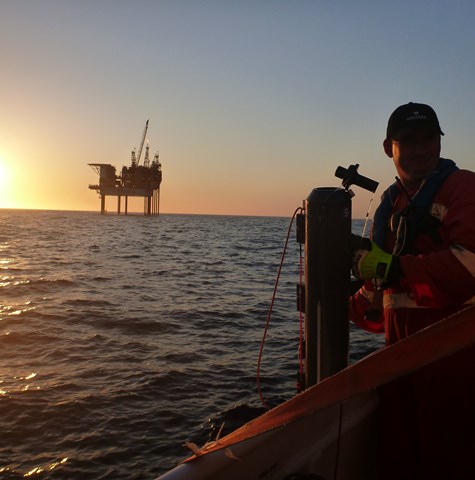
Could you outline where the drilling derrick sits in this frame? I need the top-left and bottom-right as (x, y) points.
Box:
(88, 120), (162, 215)
(143, 144), (150, 168)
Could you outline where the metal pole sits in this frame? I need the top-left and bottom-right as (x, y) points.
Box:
(304, 187), (351, 387)
(147, 195), (152, 215)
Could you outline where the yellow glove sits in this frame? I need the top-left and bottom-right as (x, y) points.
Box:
(351, 234), (400, 282)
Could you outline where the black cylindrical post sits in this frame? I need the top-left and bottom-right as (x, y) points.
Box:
(305, 187), (351, 388)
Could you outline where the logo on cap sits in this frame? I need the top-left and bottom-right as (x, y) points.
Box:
(407, 111), (428, 121)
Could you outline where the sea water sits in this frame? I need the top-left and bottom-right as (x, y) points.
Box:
(0, 210), (383, 479)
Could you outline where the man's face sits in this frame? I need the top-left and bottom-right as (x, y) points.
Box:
(383, 130), (441, 187)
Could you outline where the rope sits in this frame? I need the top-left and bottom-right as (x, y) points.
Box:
(257, 207), (303, 410)
(361, 190), (376, 238)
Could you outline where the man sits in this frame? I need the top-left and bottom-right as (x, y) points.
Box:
(349, 102), (475, 478)
(350, 102), (475, 345)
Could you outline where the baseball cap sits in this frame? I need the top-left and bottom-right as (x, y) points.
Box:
(386, 102), (444, 140)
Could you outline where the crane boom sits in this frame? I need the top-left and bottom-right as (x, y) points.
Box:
(136, 120), (149, 166)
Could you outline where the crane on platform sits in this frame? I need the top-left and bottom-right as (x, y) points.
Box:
(131, 120), (149, 167)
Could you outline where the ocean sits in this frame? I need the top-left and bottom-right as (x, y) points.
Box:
(0, 210), (383, 479)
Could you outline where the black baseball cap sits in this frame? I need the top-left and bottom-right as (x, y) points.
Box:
(386, 102), (444, 140)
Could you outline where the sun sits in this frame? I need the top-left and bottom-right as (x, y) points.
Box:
(0, 163), (6, 186)
(0, 155), (12, 208)
(0, 159), (8, 188)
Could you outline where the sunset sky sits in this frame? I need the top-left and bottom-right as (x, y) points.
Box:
(1, 0), (475, 218)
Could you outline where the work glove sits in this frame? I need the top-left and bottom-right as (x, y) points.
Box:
(350, 234), (400, 283)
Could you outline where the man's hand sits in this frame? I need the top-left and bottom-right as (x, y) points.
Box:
(350, 234), (400, 282)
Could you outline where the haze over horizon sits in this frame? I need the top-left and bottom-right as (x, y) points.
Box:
(2, 1), (474, 218)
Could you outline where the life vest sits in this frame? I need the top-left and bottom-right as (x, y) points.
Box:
(372, 158), (459, 256)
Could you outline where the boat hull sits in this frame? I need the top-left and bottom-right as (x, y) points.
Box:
(158, 305), (475, 479)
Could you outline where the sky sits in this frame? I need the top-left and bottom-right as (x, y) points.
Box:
(1, 0), (475, 218)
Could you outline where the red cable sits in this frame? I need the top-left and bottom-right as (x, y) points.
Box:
(257, 207), (303, 410)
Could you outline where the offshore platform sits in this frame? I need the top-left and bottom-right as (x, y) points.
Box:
(88, 120), (162, 215)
